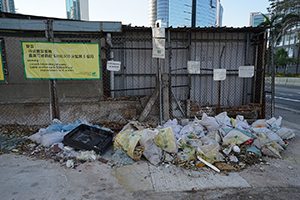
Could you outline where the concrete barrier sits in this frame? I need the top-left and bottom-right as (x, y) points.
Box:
(293, 78), (300, 86)
(274, 77), (300, 86)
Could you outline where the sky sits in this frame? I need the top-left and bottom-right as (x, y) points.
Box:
(14, 0), (271, 27)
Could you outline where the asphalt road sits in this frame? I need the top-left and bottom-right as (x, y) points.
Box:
(275, 85), (300, 124)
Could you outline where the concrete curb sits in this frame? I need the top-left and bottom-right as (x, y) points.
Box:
(274, 77), (300, 86)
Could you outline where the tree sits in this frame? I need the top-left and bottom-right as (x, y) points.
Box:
(274, 48), (293, 73)
(259, 13), (283, 74)
(268, 0), (300, 13)
(267, 0), (300, 74)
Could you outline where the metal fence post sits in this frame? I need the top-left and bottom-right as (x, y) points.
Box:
(168, 28), (173, 118)
(218, 46), (225, 114)
(243, 33), (250, 105)
(45, 19), (60, 120)
(158, 58), (162, 125)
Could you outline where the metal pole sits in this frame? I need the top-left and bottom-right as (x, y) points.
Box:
(45, 19), (60, 120)
(243, 33), (250, 105)
(271, 42), (276, 117)
(191, 0), (196, 27)
(168, 28), (173, 118)
(218, 46), (225, 114)
(158, 58), (162, 125)
(187, 32), (192, 100)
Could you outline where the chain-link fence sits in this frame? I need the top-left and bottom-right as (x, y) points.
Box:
(0, 22), (267, 126)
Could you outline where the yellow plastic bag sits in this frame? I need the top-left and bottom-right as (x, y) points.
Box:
(114, 129), (144, 160)
(154, 126), (178, 153)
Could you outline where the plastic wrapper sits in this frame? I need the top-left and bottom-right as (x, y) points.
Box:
(76, 150), (98, 161)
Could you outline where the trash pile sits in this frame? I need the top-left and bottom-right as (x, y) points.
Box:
(0, 112), (296, 172)
(0, 120), (113, 168)
(111, 112), (295, 172)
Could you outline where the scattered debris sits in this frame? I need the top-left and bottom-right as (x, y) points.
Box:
(0, 113), (296, 174)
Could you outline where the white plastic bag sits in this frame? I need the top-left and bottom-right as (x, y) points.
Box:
(215, 112), (232, 127)
(163, 119), (182, 137)
(252, 132), (282, 158)
(234, 115), (251, 130)
(253, 127), (285, 147)
(177, 123), (205, 140)
(28, 128), (47, 144)
(139, 129), (162, 165)
(200, 113), (220, 132)
(251, 119), (268, 128)
(269, 116), (295, 140)
(41, 131), (68, 147)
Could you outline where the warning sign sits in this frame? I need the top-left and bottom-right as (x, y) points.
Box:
(21, 41), (100, 79)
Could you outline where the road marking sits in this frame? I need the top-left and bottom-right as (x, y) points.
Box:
(275, 105), (300, 114)
(275, 96), (300, 103)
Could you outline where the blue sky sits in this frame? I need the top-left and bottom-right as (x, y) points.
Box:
(14, 0), (270, 27)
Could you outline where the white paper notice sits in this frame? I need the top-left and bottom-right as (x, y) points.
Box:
(152, 38), (165, 59)
(239, 66), (254, 78)
(152, 27), (165, 38)
(187, 61), (201, 74)
(213, 69), (226, 81)
(107, 61), (121, 71)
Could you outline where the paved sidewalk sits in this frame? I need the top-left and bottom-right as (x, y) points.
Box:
(0, 120), (299, 200)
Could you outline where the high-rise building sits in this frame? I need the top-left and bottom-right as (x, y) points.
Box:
(148, 0), (219, 28)
(66, 0), (89, 21)
(275, 6), (300, 60)
(216, 0), (223, 27)
(0, 0), (15, 13)
(249, 12), (270, 27)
